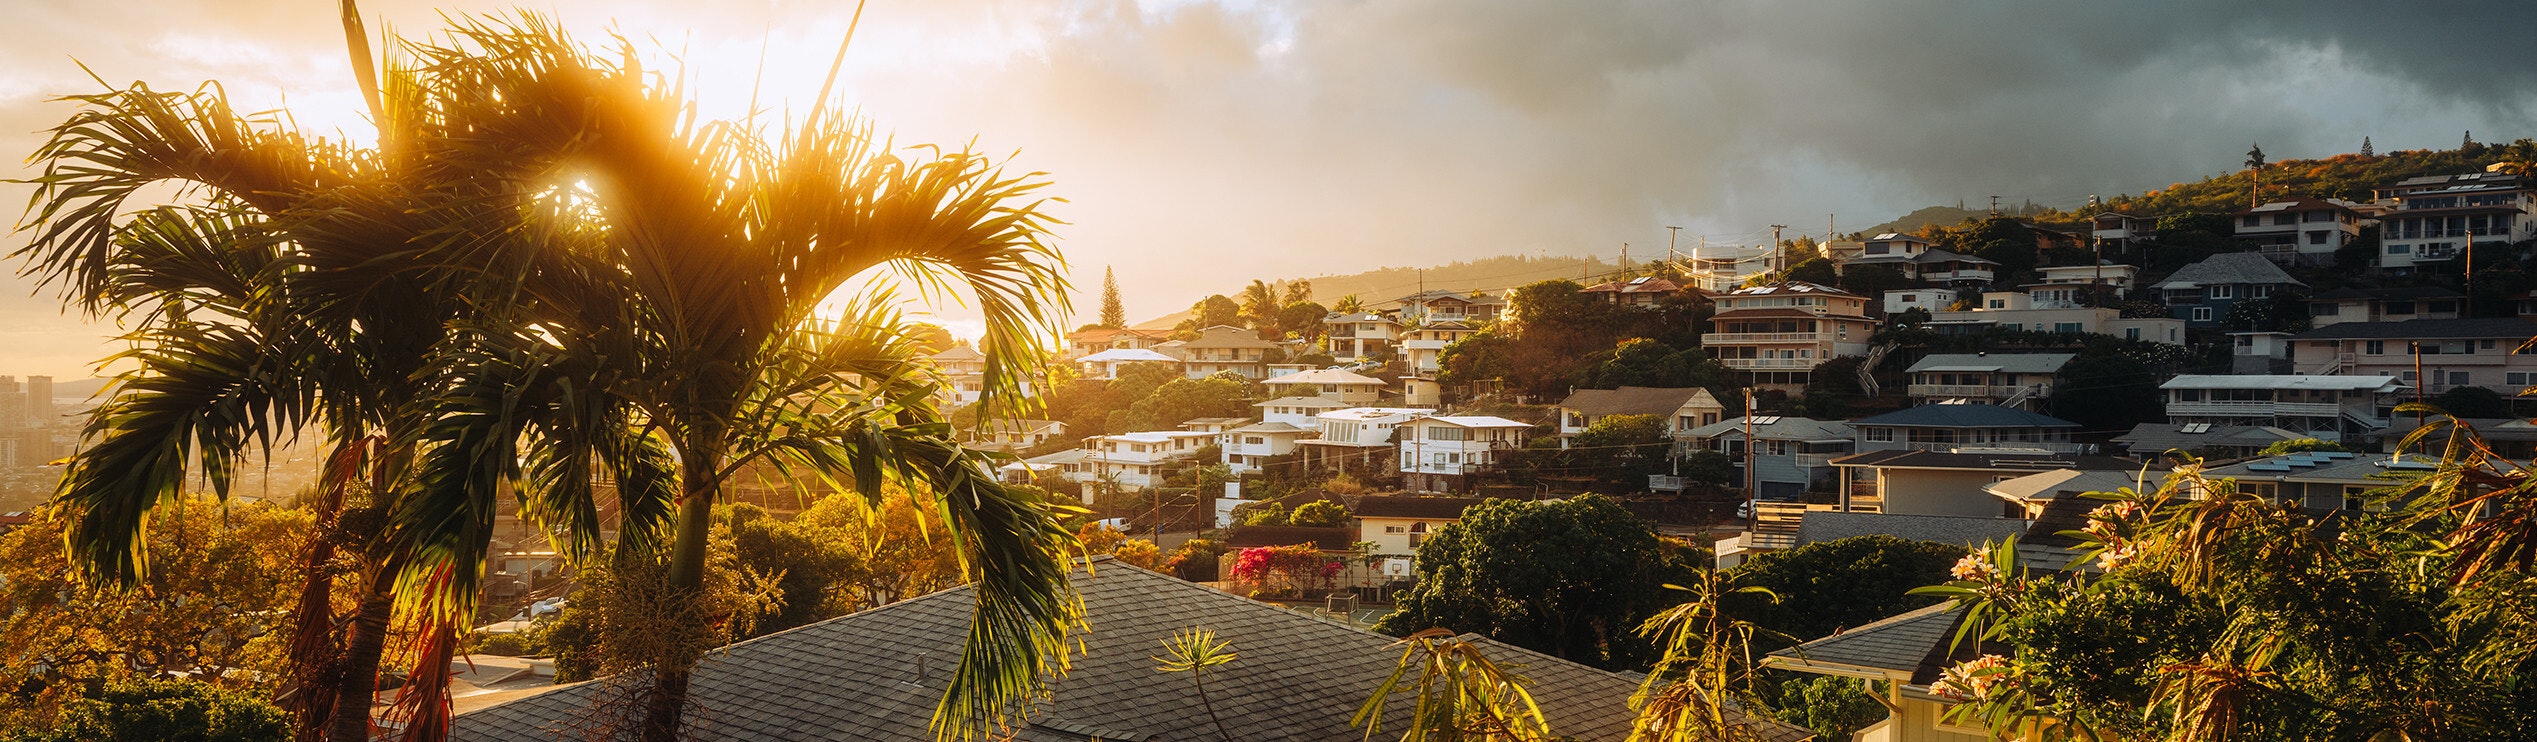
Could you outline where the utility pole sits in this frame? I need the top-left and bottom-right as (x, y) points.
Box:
(1989, 195), (2002, 216)
(1769, 225), (1787, 276)
(1743, 388), (1758, 534)
(2466, 230), (2477, 317)
(1666, 226), (1682, 260)
(1621, 242), (1630, 273)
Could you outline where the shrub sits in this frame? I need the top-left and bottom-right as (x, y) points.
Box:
(1288, 500), (1351, 528)
(7, 677), (289, 742)
(1227, 544), (1341, 597)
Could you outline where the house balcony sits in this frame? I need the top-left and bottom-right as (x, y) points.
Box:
(1722, 357), (1822, 370)
(1920, 268), (1995, 283)
(1907, 384), (2025, 399)
(2166, 400), (2343, 418)
(1895, 440), (2080, 454)
(1703, 332), (1831, 344)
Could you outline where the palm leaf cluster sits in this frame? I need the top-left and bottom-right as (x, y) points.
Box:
(18, 10), (1080, 742)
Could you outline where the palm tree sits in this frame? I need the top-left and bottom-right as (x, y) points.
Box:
(379, 19), (1084, 741)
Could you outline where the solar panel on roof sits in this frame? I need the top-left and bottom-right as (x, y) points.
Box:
(2247, 463), (2294, 472)
(2317, 451), (2356, 459)
(1750, 416), (1782, 425)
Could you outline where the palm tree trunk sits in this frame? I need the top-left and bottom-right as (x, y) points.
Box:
(326, 573), (397, 742)
(641, 454), (723, 742)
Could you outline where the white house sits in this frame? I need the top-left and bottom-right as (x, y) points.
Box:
(1078, 348), (1182, 381)
(2026, 263), (2138, 306)
(1681, 416), (1856, 498)
(1296, 407), (1432, 472)
(1882, 289), (1951, 315)
(1400, 320), (1479, 376)
(1079, 430), (1216, 494)
(1552, 386), (1726, 441)
(1261, 368), (1390, 405)
(1354, 495), (1485, 557)
(971, 419), (1065, 451)
(1220, 421), (1309, 475)
(2375, 172), (2535, 272)
(1901, 353), (2075, 410)
(2232, 198), (2367, 265)
(2160, 374), (2404, 441)
(1399, 415), (1534, 494)
(1323, 312), (1403, 362)
(1255, 396), (1351, 427)
(1163, 325), (1281, 379)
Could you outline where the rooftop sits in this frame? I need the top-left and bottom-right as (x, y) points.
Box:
(1418, 415), (1534, 429)
(1256, 395), (1352, 409)
(1079, 348), (1182, 363)
(1354, 495), (1488, 520)
(1317, 407), (1436, 422)
(1682, 416), (1853, 442)
(2112, 422), (2307, 454)
(2149, 252), (2305, 290)
(1831, 449), (2142, 472)
(451, 562), (1804, 741)
(1262, 368), (1390, 387)
(1983, 469), (2160, 503)
(1794, 512), (2030, 550)
(1903, 353), (2076, 375)
(2158, 374), (2405, 392)
(1724, 281), (1861, 298)
(1849, 403), (2079, 429)
(2306, 286), (2465, 301)
(1556, 386), (1721, 419)
(1765, 603), (1964, 684)
(2199, 450), (2439, 484)
(2292, 317), (2537, 341)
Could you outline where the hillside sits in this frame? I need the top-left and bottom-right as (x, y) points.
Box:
(1134, 254), (1622, 328)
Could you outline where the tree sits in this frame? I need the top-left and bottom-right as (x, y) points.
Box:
(2047, 354), (2162, 434)
(1782, 257), (1837, 286)
(1333, 294), (1367, 313)
(4, 677), (290, 742)
(1279, 301), (1331, 343)
(1769, 676), (1885, 742)
(1680, 450), (1736, 486)
(1375, 495), (1691, 669)
(1352, 630), (1554, 742)
(1575, 338), (1731, 392)
(2362, 136), (2374, 157)
(2430, 385), (2510, 419)
(0, 502), (306, 732)
(1719, 535), (1964, 653)
(379, 21), (1084, 740)
(2253, 438), (2349, 457)
(1100, 266), (1127, 328)
(1188, 294), (1243, 330)
(1154, 628), (1239, 742)
(1289, 499), (1352, 528)
(1116, 376), (1257, 431)
(1238, 280), (1280, 336)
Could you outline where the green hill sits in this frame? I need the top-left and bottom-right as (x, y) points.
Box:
(1136, 254), (1623, 328)
(2087, 141), (2529, 218)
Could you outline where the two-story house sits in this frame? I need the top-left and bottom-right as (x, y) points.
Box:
(1164, 325), (1281, 379)
(2187, 450), (2437, 511)
(2091, 212), (2158, 254)
(2025, 263), (2138, 306)
(1552, 386), (1726, 443)
(1296, 407), (1432, 472)
(1851, 403), (2083, 455)
(1399, 415), (1534, 493)
(1579, 276), (1685, 307)
(1220, 421), (1309, 475)
(1255, 395), (1351, 427)
(1681, 416), (1856, 498)
(1832, 448), (2141, 517)
(1882, 288), (1951, 315)
(1354, 495), (1485, 557)
(1390, 290), (1504, 325)
(2291, 318), (2537, 397)
(927, 344), (991, 406)
(1322, 311), (1403, 362)
(2305, 287), (2464, 328)
(1901, 353), (2074, 410)
(2232, 198), (2366, 264)
(1925, 291), (2185, 344)
(1261, 368), (1390, 405)
(1079, 430), (1217, 493)
(2150, 252), (2306, 329)
(2159, 374), (2404, 441)
(971, 419), (1066, 451)
(1703, 282), (1878, 390)
(2375, 172), (2536, 272)
(1680, 246), (1776, 292)
(1400, 320), (1479, 377)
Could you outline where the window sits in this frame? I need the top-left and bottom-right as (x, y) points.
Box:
(2402, 371), (2418, 382)
(2125, 327), (2142, 340)
(1988, 298), (2006, 309)
(2054, 322), (2083, 333)
(2208, 285), (2236, 300)
(1385, 525), (1406, 534)
(2384, 301), (2415, 315)
(2250, 285), (2272, 298)
(2311, 303), (2340, 316)
(1244, 436), (1266, 445)
(2273, 213), (2296, 226)
(1425, 426), (1468, 441)
(2307, 230), (2327, 245)
(2192, 307), (2213, 322)
(1864, 427), (1895, 442)
(2365, 340), (2386, 355)
(2509, 372), (2530, 386)
(2241, 215), (2260, 227)
(2388, 243), (2411, 255)
(2447, 371), (2471, 386)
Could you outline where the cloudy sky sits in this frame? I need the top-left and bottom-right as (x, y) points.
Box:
(0, 0), (2531, 378)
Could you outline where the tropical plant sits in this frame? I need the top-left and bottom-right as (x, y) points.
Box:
(2, 677), (291, 742)
(1353, 629), (1553, 742)
(1375, 495), (1691, 669)
(1153, 627), (1239, 742)
(1626, 572), (1794, 742)
(369, 19), (1086, 740)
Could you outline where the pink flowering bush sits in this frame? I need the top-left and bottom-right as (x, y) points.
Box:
(1227, 544), (1340, 597)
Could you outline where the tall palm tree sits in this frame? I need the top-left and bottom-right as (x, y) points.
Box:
(379, 18), (1085, 741)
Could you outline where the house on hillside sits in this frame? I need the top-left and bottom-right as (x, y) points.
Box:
(1399, 320), (1478, 377)
(1553, 386), (1726, 443)
(1681, 416), (1855, 498)
(1063, 326), (1171, 359)
(2304, 286), (2463, 328)
(1926, 292), (2184, 344)
(1840, 240), (1999, 287)
(1883, 288), (1950, 315)
(971, 419), (1065, 451)
(1850, 404), (2083, 455)
(1322, 311), (1402, 362)
(2290, 318), (2537, 397)
(2092, 211), (2158, 253)
(1579, 276), (1684, 306)
(2026, 263), (2138, 306)
(1163, 325), (1281, 379)
(1079, 430), (1216, 495)
(1220, 421), (1308, 475)
(2151, 252), (2305, 329)
(1704, 282), (1877, 390)
(1077, 348), (1182, 381)
(1901, 353), (2074, 410)
(2110, 422), (2306, 460)
(1763, 604), (1997, 742)
(1832, 449), (2142, 517)
(1390, 290), (1505, 325)
(1261, 368), (1390, 405)
(1296, 407), (1430, 473)
(928, 345), (991, 406)
(450, 561), (1811, 742)
(2159, 374), (2403, 441)
(1255, 395), (1350, 427)
(2187, 450), (2438, 510)
(1400, 416), (1534, 494)
(2375, 171), (2537, 272)
(2233, 198), (2367, 264)
(1354, 495), (1486, 557)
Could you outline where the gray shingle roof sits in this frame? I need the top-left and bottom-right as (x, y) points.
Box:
(1556, 386), (1718, 418)
(449, 564), (1807, 741)
(2111, 423), (2305, 454)
(1795, 512), (2030, 550)
(1849, 404), (2079, 429)
(2292, 317), (2537, 341)
(2149, 252), (2305, 290)
(1903, 353), (2076, 375)
(2306, 286), (2464, 301)
(1682, 416), (1854, 442)
(1766, 603), (1963, 682)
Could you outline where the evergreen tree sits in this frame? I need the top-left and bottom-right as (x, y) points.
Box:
(1100, 266), (1126, 328)
(2361, 136), (2374, 157)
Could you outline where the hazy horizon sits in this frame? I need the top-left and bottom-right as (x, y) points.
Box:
(2, 1), (2533, 377)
